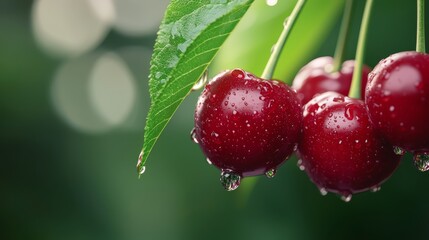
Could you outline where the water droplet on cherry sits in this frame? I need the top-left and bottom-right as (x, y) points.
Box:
(319, 187), (328, 196)
(413, 153), (429, 172)
(190, 128), (198, 143)
(340, 192), (352, 202)
(393, 146), (405, 156)
(265, 169), (277, 178)
(370, 185), (381, 192)
(220, 169), (241, 191)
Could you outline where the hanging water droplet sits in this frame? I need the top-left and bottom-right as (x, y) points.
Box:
(192, 70), (209, 91)
(206, 158), (212, 165)
(340, 192), (352, 202)
(136, 151), (146, 177)
(190, 128), (198, 143)
(413, 153), (429, 172)
(265, 169), (277, 178)
(297, 159), (305, 171)
(220, 170), (241, 191)
(293, 144), (298, 152)
(393, 146), (405, 156)
(319, 187), (328, 196)
(138, 165), (146, 175)
(370, 185), (381, 192)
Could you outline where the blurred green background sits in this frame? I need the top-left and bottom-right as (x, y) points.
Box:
(2, 0), (429, 239)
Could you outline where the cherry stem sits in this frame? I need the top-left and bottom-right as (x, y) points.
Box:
(261, 0), (307, 80)
(332, 0), (354, 72)
(416, 0), (426, 53)
(348, 0), (373, 99)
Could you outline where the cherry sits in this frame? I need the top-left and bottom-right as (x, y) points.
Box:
(297, 92), (400, 200)
(292, 56), (371, 104)
(193, 69), (302, 190)
(365, 52), (429, 159)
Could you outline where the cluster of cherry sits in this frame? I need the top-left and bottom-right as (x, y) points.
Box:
(191, 50), (429, 201)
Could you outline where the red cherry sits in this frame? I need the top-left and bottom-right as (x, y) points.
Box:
(292, 56), (371, 104)
(298, 92), (400, 200)
(366, 52), (429, 152)
(365, 51), (429, 171)
(193, 69), (302, 190)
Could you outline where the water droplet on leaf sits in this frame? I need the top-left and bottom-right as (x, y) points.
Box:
(137, 151), (146, 177)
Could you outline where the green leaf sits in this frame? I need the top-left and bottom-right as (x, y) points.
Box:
(212, 0), (344, 84)
(138, 0), (255, 175)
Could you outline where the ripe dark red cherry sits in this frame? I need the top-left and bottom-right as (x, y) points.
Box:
(298, 92), (400, 200)
(292, 56), (371, 104)
(366, 52), (429, 157)
(365, 52), (429, 171)
(193, 69), (302, 190)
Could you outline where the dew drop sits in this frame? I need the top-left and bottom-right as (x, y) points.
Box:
(266, 0), (278, 7)
(265, 169), (277, 178)
(220, 170), (241, 191)
(136, 151), (146, 176)
(333, 96), (344, 102)
(211, 132), (219, 137)
(297, 159), (305, 171)
(190, 128), (198, 143)
(344, 104), (354, 120)
(413, 153), (429, 172)
(340, 192), (352, 202)
(192, 70), (209, 91)
(370, 185), (381, 192)
(393, 146), (405, 156)
(231, 69), (245, 79)
(232, 110), (237, 115)
(319, 187), (328, 196)
(206, 158), (212, 165)
(138, 165), (146, 175)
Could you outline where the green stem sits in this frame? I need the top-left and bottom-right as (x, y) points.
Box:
(332, 0), (354, 72)
(261, 0), (307, 80)
(417, 0), (426, 53)
(348, 0), (373, 99)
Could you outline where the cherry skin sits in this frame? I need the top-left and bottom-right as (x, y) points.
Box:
(194, 69), (302, 190)
(292, 56), (371, 104)
(365, 51), (429, 156)
(298, 92), (400, 200)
